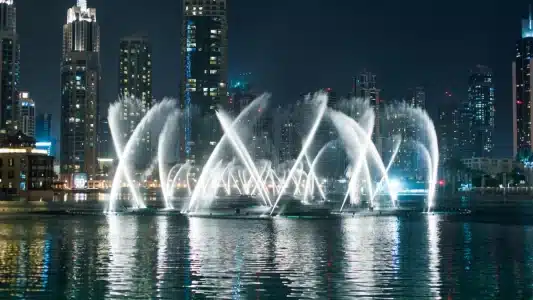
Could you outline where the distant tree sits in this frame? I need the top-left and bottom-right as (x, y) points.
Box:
(442, 157), (471, 192)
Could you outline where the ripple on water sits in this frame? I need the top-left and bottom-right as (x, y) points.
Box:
(0, 215), (532, 299)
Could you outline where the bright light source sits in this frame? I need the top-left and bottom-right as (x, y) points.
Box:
(389, 179), (402, 191)
(36, 142), (52, 147)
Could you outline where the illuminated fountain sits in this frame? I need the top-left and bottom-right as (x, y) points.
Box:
(107, 97), (178, 212)
(106, 92), (439, 215)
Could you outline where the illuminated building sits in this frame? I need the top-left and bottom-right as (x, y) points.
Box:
(229, 72), (253, 114)
(513, 6), (533, 157)
(0, 0), (20, 131)
(466, 65), (495, 157)
(405, 86), (426, 108)
(0, 131), (54, 199)
(18, 91), (34, 137)
(60, 0), (100, 176)
(272, 105), (298, 164)
(98, 118), (111, 159)
(437, 92), (461, 163)
(36, 113), (51, 141)
(353, 70), (382, 154)
(462, 157), (518, 176)
(180, 0), (228, 161)
(118, 34), (152, 164)
(390, 86), (426, 177)
(35, 141), (52, 156)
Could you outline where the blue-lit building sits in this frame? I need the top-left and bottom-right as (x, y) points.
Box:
(36, 112), (51, 141)
(513, 7), (533, 157)
(229, 72), (254, 115)
(180, 0), (228, 162)
(35, 141), (52, 156)
(467, 65), (495, 158)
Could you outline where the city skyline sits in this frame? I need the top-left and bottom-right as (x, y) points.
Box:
(6, 0), (533, 158)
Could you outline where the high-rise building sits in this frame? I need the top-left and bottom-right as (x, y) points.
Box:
(36, 113), (52, 141)
(438, 92), (461, 163)
(0, 0), (20, 131)
(60, 0), (100, 176)
(353, 70), (382, 153)
(98, 118), (111, 158)
(466, 65), (495, 158)
(35, 113), (55, 157)
(180, 0), (228, 161)
(229, 72), (253, 114)
(270, 105), (297, 165)
(18, 91), (34, 137)
(118, 34), (152, 163)
(513, 7), (533, 157)
(405, 86), (426, 108)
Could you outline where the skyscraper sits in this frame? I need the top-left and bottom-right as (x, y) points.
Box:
(353, 70), (382, 153)
(229, 72), (253, 114)
(180, 0), (228, 161)
(467, 65), (495, 158)
(405, 86), (426, 108)
(36, 112), (52, 141)
(18, 91), (34, 137)
(438, 92), (461, 163)
(513, 7), (533, 157)
(118, 34), (152, 162)
(60, 0), (100, 176)
(36, 112), (54, 157)
(0, 0), (19, 131)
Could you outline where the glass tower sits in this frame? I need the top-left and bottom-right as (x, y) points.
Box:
(0, 0), (19, 132)
(118, 34), (152, 165)
(60, 0), (100, 176)
(180, 0), (228, 162)
(513, 7), (533, 157)
(467, 65), (495, 158)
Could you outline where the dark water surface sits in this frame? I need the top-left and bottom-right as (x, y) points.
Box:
(0, 214), (532, 299)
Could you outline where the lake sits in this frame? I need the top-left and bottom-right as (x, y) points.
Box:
(0, 214), (532, 299)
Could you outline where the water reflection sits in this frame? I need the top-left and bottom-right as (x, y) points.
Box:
(188, 218), (271, 298)
(0, 215), (532, 298)
(0, 219), (48, 298)
(427, 214), (441, 299)
(273, 219), (331, 298)
(106, 215), (138, 298)
(156, 216), (168, 298)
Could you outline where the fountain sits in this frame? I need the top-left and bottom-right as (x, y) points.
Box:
(106, 92), (439, 216)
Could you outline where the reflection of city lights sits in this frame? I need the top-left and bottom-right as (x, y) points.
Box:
(428, 215), (441, 297)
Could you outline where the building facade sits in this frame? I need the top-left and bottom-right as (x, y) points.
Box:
(0, 0), (19, 132)
(466, 65), (495, 158)
(98, 118), (111, 158)
(36, 112), (51, 141)
(462, 157), (518, 176)
(513, 8), (533, 157)
(0, 131), (54, 198)
(60, 0), (100, 176)
(180, 0), (228, 161)
(18, 91), (34, 137)
(118, 34), (152, 163)
(353, 70), (382, 154)
(437, 92), (461, 163)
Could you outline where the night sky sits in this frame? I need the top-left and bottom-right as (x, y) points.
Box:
(16, 0), (533, 157)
